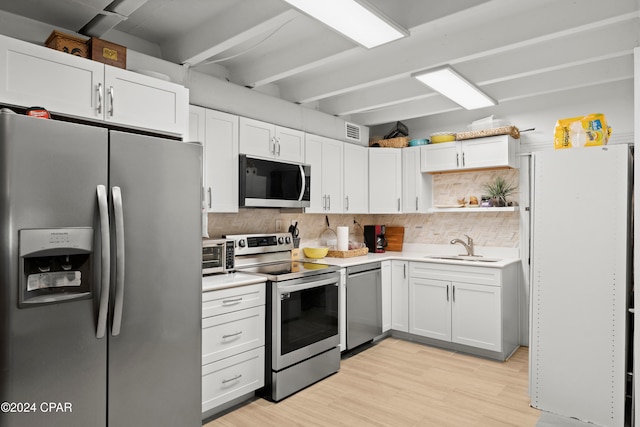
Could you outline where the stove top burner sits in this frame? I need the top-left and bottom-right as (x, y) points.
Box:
(237, 260), (340, 281)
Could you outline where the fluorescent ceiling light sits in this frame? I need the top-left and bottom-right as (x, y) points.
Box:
(413, 66), (497, 110)
(283, 0), (408, 49)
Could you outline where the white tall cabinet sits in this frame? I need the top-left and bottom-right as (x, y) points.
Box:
(368, 148), (402, 213)
(305, 134), (344, 213)
(343, 143), (369, 213)
(402, 146), (431, 213)
(189, 106), (239, 213)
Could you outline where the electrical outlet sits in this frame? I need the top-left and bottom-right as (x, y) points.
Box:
(275, 220), (283, 232)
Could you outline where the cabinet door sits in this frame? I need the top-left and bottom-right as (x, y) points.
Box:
(381, 261), (392, 332)
(275, 126), (305, 163)
(0, 34), (103, 120)
(420, 142), (459, 173)
(343, 143), (368, 213)
(368, 148), (402, 213)
(461, 135), (514, 170)
(391, 261), (408, 332)
(203, 110), (239, 212)
(305, 135), (324, 213)
(104, 66), (189, 136)
(409, 277), (451, 341)
(322, 138), (343, 213)
(451, 282), (501, 351)
(239, 117), (275, 158)
(402, 147), (432, 213)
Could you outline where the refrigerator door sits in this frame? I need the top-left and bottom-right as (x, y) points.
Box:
(530, 145), (631, 426)
(107, 131), (202, 427)
(0, 113), (109, 427)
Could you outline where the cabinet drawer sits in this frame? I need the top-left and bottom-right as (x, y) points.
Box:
(202, 347), (265, 413)
(202, 306), (265, 365)
(203, 283), (265, 318)
(409, 262), (501, 286)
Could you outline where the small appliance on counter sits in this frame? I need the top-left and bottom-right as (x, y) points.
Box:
(202, 238), (235, 275)
(363, 225), (387, 253)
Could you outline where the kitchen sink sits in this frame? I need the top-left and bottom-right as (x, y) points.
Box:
(424, 255), (502, 263)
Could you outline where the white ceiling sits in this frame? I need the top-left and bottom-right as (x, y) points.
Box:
(0, 0), (638, 127)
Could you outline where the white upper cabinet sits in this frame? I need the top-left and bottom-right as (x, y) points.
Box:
(239, 117), (305, 163)
(189, 106), (239, 213)
(103, 67), (188, 135)
(0, 34), (188, 136)
(421, 135), (519, 173)
(402, 146), (431, 213)
(305, 134), (343, 213)
(368, 148), (402, 213)
(343, 143), (369, 214)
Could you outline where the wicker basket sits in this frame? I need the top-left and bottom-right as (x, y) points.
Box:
(370, 136), (409, 148)
(326, 247), (369, 258)
(456, 126), (520, 140)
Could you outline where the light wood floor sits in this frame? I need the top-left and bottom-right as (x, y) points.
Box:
(204, 338), (541, 426)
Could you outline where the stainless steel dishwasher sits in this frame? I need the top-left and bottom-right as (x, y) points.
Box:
(345, 262), (382, 350)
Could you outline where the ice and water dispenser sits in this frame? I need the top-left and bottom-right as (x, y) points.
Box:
(19, 228), (93, 307)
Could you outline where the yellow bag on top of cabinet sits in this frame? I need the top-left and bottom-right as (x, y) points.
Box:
(553, 113), (612, 149)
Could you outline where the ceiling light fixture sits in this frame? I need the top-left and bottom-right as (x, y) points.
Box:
(413, 66), (497, 110)
(283, 0), (408, 49)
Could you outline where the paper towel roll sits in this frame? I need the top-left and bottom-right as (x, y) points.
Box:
(337, 226), (349, 251)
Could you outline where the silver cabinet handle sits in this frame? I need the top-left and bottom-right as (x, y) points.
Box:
(108, 86), (115, 117)
(403, 263), (406, 279)
(345, 196), (349, 212)
(415, 196), (419, 211)
(456, 153), (459, 167)
(323, 195), (327, 211)
(208, 187), (212, 208)
(446, 284), (449, 301)
(276, 137), (281, 156)
(397, 198), (400, 212)
(462, 152), (465, 167)
(270, 137), (276, 155)
(222, 297), (243, 306)
(111, 186), (125, 336)
(222, 331), (243, 339)
(96, 83), (103, 115)
(222, 374), (242, 384)
(96, 185), (110, 339)
(452, 285), (456, 302)
(327, 194), (331, 211)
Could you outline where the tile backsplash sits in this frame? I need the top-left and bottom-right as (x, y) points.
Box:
(207, 169), (520, 249)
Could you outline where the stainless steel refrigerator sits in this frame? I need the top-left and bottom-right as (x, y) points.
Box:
(0, 112), (202, 427)
(529, 144), (632, 426)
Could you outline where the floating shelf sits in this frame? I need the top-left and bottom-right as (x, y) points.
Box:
(427, 206), (520, 213)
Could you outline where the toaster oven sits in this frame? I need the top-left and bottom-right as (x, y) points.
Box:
(202, 239), (235, 275)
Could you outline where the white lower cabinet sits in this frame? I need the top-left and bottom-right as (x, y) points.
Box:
(407, 261), (518, 360)
(390, 260), (409, 332)
(202, 283), (265, 417)
(381, 261), (392, 333)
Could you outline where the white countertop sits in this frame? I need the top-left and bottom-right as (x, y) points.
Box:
(202, 271), (266, 292)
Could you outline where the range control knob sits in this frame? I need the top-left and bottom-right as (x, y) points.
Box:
(278, 237), (284, 244)
(285, 236), (291, 244)
(237, 239), (246, 248)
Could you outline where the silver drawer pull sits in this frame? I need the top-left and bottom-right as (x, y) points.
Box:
(222, 374), (242, 384)
(222, 331), (243, 339)
(222, 297), (243, 305)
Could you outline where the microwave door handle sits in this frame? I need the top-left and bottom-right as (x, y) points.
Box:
(96, 185), (111, 339)
(298, 165), (306, 201)
(111, 186), (125, 336)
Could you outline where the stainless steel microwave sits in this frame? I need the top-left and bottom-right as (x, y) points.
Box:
(202, 239), (235, 275)
(239, 155), (311, 208)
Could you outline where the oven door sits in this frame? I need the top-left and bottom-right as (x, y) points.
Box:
(273, 271), (340, 371)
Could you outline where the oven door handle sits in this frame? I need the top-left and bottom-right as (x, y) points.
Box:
(278, 276), (339, 294)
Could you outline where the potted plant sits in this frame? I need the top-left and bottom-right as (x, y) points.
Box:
(483, 176), (517, 207)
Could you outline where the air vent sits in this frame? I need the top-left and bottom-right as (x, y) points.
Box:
(345, 122), (361, 142)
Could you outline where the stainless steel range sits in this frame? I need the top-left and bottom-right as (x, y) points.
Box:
(225, 233), (341, 402)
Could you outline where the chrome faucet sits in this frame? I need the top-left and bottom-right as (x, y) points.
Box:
(450, 234), (475, 256)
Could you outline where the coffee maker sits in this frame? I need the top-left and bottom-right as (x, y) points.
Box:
(364, 225), (387, 253)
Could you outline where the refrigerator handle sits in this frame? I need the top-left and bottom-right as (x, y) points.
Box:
(111, 186), (126, 336)
(96, 185), (111, 339)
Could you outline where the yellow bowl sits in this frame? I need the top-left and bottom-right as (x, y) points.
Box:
(430, 133), (456, 143)
(303, 247), (329, 259)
